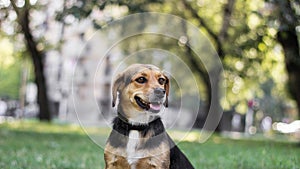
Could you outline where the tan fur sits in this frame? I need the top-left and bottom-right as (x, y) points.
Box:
(111, 64), (169, 123)
(104, 133), (170, 169)
(105, 64), (171, 169)
(104, 143), (130, 169)
(135, 145), (170, 169)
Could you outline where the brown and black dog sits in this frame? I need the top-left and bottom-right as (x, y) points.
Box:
(104, 64), (194, 169)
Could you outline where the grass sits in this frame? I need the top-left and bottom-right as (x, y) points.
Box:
(0, 120), (299, 169)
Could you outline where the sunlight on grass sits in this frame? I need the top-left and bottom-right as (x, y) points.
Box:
(168, 130), (201, 142)
(168, 129), (216, 143)
(0, 119), (111, 136)
(1, 119), (85, 134)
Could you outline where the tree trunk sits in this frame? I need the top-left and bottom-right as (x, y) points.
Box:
(185, 45), (212, 129)
(181, 0), (236, 131)
(277, 29), (300, 119)
(16, 4), (51, 121)
(275, 0), (300, 119)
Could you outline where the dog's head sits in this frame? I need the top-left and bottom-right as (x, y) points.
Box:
(112, 64), (169, 124)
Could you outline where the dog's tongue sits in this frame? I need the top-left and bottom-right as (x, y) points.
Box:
(150, 103), (161, 111)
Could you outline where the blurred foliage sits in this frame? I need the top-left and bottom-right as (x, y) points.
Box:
(0, 36), (21, 99)
(55, 0), (164, 28)
(264, 0), (300, 116)
(0, 1), (42, 100)
(0, 0), (298, 120)
(175, 0), (290, 114)
(0, 34), (34, 99)
(85, 0), (293, 115)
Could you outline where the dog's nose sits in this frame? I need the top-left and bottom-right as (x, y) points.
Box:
(154, 88), (165, 98)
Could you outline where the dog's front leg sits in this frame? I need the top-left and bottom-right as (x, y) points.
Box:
(104, 152), (131, 169)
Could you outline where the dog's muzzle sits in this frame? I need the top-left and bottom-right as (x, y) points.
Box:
(154, 88), (165, 99)
(134, 88), (165, 113)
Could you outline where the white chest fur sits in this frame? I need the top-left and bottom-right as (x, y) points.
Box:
(127, 130), (140, 168)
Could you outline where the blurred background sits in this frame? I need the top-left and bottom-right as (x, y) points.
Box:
(0, 0), (300, 168)
(0, 0), (300, 169)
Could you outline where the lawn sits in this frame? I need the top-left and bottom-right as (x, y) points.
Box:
(0, 120), (299, 169)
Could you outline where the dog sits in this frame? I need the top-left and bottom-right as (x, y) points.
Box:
(104, 64), (194, 169)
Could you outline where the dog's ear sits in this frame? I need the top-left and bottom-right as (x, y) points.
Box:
(163, 75), (170, 107)
(112, 73), (125, 107)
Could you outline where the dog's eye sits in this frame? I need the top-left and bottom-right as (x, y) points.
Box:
(136, 77), (147, 84)
(158, 78), (166, 85)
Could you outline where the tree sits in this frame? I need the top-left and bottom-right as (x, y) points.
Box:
(178, 0), (298, 120)
(6, 0), (51, 121)
(179, 0), (235, 129)
(5, 0), (291, 126)
(267, 0), (300, 119)
(58, 0), (295, 128)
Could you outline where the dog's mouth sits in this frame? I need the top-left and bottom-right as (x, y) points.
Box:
(134, 96), (162, 113)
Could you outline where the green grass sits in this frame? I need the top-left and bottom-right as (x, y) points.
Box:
(0, 120), (299, 169)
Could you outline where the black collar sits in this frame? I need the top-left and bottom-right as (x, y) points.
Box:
(116, 118), (149, 131)
(113, 114), (160, 131)
(112, 113), (165, 136)
(109, 115), (166, 148)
